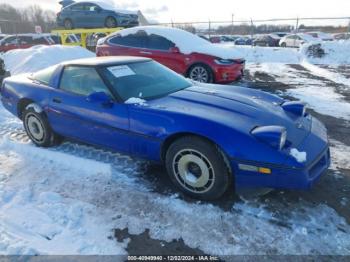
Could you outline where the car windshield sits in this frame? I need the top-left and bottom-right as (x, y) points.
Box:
(100, 61), (192, 101)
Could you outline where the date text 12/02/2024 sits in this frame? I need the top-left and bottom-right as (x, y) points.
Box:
(127, 255), (220, 261)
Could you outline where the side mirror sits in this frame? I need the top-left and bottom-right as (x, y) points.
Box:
(169, 46), (180, 54)
(87, 92), (113, 107)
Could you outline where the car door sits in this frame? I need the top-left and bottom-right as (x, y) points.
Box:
(295, 36), (304, 47)
(17, 36), (34, 49)
(69, 3), (86, 27)
(48, 65), (131, 153)
(144, 34), (186, 74)
(84, 3), (104, 27)
(288, 35), (297, 47)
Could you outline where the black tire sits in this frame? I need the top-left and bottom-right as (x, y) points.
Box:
(64, 19), (73, 30)
(23, 107), (62, 147)
(165, 136), (231, 200)
(187, 64), (213, 83)
(281, 42), (287, 48)
(105, 16), (117, 28)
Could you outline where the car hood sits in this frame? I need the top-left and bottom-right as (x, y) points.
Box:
(148, 83), (311, 147)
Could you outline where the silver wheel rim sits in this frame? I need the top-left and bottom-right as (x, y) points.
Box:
(189, 66), (209, 83)
(26, 114), (45, 142)
(172, 149), (215, 193)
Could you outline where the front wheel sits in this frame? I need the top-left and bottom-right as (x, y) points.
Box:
(188, 64), (213, 83)
(23, 107), (61, 147)
(105, 17), (117, 28)
(165, 136), (231, 200)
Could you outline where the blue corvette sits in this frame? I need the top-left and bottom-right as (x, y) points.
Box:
(0, 57), (330, 200)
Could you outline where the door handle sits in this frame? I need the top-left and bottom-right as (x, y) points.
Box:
(139, 51), (152, 55)
(52, 97), (62, 104)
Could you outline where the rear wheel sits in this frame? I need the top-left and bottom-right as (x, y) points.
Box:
(188, 64), (213, 83)
(281, 42), (287, 48)
(105, 17), (117, 28)
(23, 107), (61, 147)
(64, 19), (73, 30)
(165, 136), (231, 200)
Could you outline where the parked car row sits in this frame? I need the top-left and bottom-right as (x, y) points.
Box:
(0, 33), (79, 53)
(208, 30), (348, 48)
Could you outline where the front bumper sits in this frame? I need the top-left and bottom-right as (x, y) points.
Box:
(232, 117), (331, 190)
(214, 63), (245, 83)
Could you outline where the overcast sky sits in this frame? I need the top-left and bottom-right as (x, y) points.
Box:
(1, 0), (350, 24)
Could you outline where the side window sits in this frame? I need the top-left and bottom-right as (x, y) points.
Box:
(85, 3), (99, 11)
(109, 32), (148, 48)
(71, 3), (84, 11)
(147, 34), (175, 51)
(60, 66), (112, 97)
(33, 37), (48, 45)
(19, 36), (33, 45)
(31, 65), (57, 85)
(3, 36), (17, 44)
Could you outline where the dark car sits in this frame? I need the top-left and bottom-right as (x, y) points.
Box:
(57, 1), (139, 29)
(253, 35), (279, 47)
(209, 36), (221, 43)
(1, 57), (330, 200)
(0, 34), (54, 53)
(234, 37), (252, 46)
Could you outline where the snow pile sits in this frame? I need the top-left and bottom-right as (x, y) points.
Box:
(116, 26), (242, 59)
(290, 148), (307, 163)
(2, 45), (94, 75)
(301, 40), (350, 65)
(0, 137), (127, 255)
(221, 40), (350, 64)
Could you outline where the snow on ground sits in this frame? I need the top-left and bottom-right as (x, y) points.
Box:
(221, 44), (301, 63)
(222, 40), (350, 65)
(301, 61), (350, 87)
(1, 45), (94, 75)
(248, 63), (350, 121)
(330, 139), (350, 170)
(0, 118), (349, 255)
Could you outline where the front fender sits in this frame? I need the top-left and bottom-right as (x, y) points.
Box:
(129, 105), (289, 166)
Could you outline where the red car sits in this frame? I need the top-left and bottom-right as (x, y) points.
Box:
(96, 26), (245, 83)
(0, 34), (54, 53)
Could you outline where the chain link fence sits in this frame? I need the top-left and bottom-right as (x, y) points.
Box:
(1, 16), (349, 37)
(150, 16), (350, 38)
